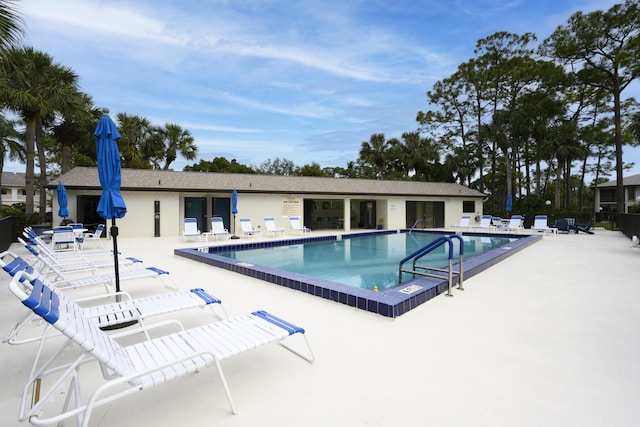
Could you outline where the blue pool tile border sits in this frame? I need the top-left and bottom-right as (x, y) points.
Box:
(174, 230), (541, 318)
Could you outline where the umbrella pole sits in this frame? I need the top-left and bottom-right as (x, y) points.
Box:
(111, 218), (121, 294)
(231, 214), (240, 239)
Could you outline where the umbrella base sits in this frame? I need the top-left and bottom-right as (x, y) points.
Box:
(230, 235), (240, 239)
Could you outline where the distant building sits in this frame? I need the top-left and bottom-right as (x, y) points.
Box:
(595, 173), (640, 214)
(49, 167), (487, 238)
(1, 171), (49, 212)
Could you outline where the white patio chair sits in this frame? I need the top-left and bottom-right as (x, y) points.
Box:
(9, 271), (314, 427)
(531, 215), (555, 235)
(504, 215), (524, 233)
(51, 226), (77, 252)
(239, 218), (260, 237)
(264, 217), (285, 236)
(471, 215), (493, 230)
(451, 215), (471, 230)
(289, 216), (311, 233)
(81, 224), (105, 249)
(209, 217), (230, 240)
(182, 217), (202, 242)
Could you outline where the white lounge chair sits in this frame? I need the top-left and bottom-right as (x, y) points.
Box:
(1, 249), (177, 294)
(504, 215), (524, 233)
(451, 215), (471, 230)
(18, 237), (141, 276)
(239, 218), (260, 238)
(264, 217), (285, 236)
(208, 217), (231, 240)
(531, 215), (555, 235)
(1, 265), (225, 345)
(183, 217), (202, 242)
(24, 227), (113, 260)
(9, 271), (314, 426)
(289, 216), (311, 233)
(472, 215), (493, 230)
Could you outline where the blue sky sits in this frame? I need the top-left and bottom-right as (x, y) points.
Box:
(6, 0), (640, 179)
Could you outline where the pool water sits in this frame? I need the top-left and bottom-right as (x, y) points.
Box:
(216, 233), (517, 291)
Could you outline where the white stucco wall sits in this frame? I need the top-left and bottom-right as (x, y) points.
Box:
(54, 189), (484, 239)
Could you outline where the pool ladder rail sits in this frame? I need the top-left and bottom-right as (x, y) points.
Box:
(398, 234), (464, 297)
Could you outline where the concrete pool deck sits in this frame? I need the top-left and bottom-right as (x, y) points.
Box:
(1, 229), (638, 426)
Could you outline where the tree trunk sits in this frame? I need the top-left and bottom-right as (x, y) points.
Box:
(36, 119), (47, 222)
(24, 114), (36, 215)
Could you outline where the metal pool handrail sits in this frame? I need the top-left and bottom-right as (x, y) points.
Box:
(398, 234), (464, 296)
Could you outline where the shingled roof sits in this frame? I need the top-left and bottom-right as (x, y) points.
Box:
(49, 167), (485, 198)
(596, 173), (640, 187)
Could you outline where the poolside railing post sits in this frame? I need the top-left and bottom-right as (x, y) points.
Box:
(446, 258), (453, 297)
(457, 254), (464, 291)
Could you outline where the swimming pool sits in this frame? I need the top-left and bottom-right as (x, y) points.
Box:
(212, 233), (517, 291)
(175, 230), (541, 318)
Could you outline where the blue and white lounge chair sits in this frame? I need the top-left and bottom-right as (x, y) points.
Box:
(504, 215), (524, 233)
(209, 217), (230, 240)
(24, 227), (112, 260)
(1, 263), (225, 345)
(531, 215), (554, 235)
(18, 237), (141, 276)
(183, 217), (202, 242)
(472, 215), (493, 230)
(451, 215), (471, 230)
(289, 216), (311, 233)
(1, 249), (177, 294)
(8, 271), (314, 426)
(239, 218), (260, 238)
(264, 217), (285, 236)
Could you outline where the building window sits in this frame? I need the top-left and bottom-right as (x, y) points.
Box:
(0, 188), (6, 195)
(462, 200), (475, 213)
(628, 187), (637, 201)
(600, 189), (615, 203)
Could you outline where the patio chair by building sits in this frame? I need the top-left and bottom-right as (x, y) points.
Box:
(182, 218), (202, 242)
(264, 217), (285, 236)
(208, 217), (230, 240)
(239, 218), (260, 238)
(289, 216), (311, 233)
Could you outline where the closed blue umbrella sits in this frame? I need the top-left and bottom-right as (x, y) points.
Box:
(95, 108), (127, 294)
(56, 182), (69, 220)
(506, 193), (512, 214)
(231, 189), (240, 239)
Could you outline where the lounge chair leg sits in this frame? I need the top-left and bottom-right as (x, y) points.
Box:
(278, 334), (315, 363)
(214, 359), (237, 415)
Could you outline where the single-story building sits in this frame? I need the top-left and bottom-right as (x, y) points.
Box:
(48, 167), (486, 238)
(595, 173), (640, 215)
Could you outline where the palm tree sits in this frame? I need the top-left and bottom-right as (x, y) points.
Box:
(0, 113), (23, 205)
(52, 94), (98, 174)
(0, 0), (23, 53)
(154, 123), (197, 170)
(0, 47), (83, 215)
(117, 113), (155, 169)
(358, 133), (390, 179)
